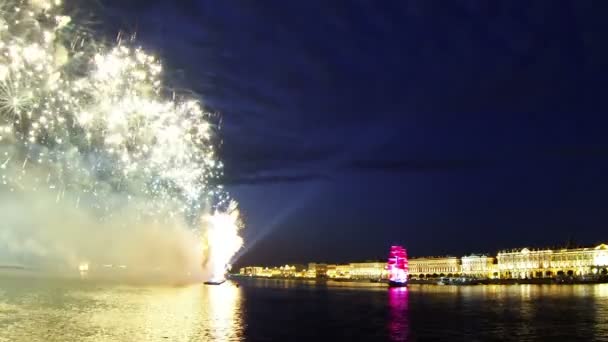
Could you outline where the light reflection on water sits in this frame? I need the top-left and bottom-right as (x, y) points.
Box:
(0, 277), (243, 341)
(2, 277), (608, 341)
(594, 284), (608, 339)
(387, 287), (409, 341)
(206, 284), (243, 341)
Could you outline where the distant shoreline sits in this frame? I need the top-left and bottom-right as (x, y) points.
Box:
(230, 274), (608, 286)
(0, 265), (27, 270)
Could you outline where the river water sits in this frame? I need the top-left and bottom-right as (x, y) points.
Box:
(1, 276), (607, 341)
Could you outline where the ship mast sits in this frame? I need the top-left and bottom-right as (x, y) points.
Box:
(387, 245), (409, 284)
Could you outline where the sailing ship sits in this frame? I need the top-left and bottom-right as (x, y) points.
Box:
(204, 279), (226, 285)
(387, 245), (409, 287)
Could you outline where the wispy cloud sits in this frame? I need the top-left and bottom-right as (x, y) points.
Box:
(348, 158), (489, 173)
(224, 173), (330, 185)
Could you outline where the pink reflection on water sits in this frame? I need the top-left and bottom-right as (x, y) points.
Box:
(388, 287), (410, 341)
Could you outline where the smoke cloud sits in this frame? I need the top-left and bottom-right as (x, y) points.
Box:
(0, 0), (243, 283)
(0, 181), (212, 283)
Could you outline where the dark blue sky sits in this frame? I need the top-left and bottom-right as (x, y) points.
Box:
(101, 0), (608, 265)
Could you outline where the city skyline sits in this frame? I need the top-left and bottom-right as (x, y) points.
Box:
(234, 239), (608, 269)
(237, 243), (608, 282)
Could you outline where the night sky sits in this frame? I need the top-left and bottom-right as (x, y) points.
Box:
(101, 1), (608, 266)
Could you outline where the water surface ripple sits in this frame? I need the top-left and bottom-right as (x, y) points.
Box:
(1, 277), (607, 341)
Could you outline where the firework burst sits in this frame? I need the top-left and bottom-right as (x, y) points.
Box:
(0, 0), (242, 278)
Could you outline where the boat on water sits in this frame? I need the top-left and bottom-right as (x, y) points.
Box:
(436, 277), (449, 285)
(387, 245), (409, 288)
(389, 280), (408, 287)
(204, 279), (226, 285)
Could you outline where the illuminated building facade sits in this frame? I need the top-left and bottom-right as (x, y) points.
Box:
(497, 244), (608, 279)
(326, 264), (352, 279)
(315, 263), (328, 278)
(291, 264), (307, 278)
(305, 263), (317, 278)
(461, 255), (496, 278)
(349, 262), (387, 279)
(408, 257), (461, 278)
(237, 243), (608, 281)
(238, 266), (295, 278)
(279, 265), (296, 277)
(304, 263), (329, 278)
(239, 266), (264, 276)
(246, 267), (276, 277)
(596, 244), (608, 270)
(326, 264), (338, 278)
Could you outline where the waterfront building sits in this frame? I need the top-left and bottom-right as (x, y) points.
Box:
(408, 257), (461, 278)
(305, 263), (317, 278)
(497, 244), (608, 279)
(251, 267), (273, 277)
(489, 263), (500, 278)
(595, 244), (608, 270)
(326, 264), (338, 278)
(291, 264), (307, 278)
(316, 263), (329, 278)
(239, 266), (265, 276)
(293, 264), (307, 272)
(461, 255), (496, 278)
(239, 266), (285, 277)
(306, 263), (329, 278)
(349, 262), (387, 279)
(335, 264), (352, 278)
(279, 265), (296, 277)
(237, 242), (608, 281)
(270, 268), (281, 277)
(325, 264), (352, 279)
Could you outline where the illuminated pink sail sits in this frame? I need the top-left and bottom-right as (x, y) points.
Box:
(387, 245), (408, 286)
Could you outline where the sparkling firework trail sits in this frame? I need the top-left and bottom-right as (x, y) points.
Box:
(0, 0), (243, 277)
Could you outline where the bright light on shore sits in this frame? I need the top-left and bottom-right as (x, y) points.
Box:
(205, 201), (243, 280)
(78, 262), (89, 272)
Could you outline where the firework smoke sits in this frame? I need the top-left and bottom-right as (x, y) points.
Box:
(0, 0), (243, 281)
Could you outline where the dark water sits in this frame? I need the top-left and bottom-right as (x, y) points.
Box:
(1, 276), (607, 341)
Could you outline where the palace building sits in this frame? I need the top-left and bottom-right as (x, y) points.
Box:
(497, 244), (608, 279)
(461, 255), (497, 278)
(239, 266), (264, 277)
(334, 264), (352, 278)
(348, 262), (387, 279)
(408, 257), (461, 278)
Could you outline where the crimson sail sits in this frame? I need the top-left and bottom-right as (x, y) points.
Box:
(387, 245), (408, 287)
